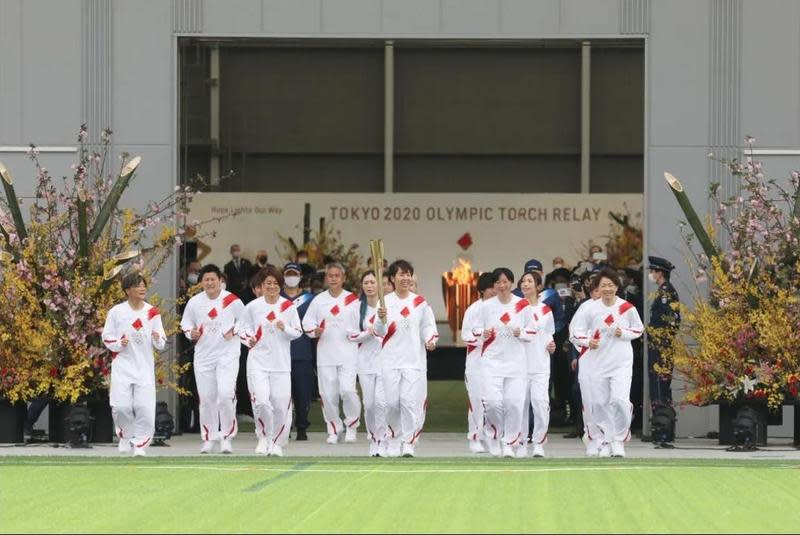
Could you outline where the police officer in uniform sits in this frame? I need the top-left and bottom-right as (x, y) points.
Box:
(647, 256), (681, 408)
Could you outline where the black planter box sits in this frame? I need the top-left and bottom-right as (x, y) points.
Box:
(0, 400), (27, 443)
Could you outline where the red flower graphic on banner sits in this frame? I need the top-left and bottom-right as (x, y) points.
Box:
(457, 232), (473, 250)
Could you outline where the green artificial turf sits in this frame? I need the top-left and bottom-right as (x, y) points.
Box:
(2, 457), (799, 533)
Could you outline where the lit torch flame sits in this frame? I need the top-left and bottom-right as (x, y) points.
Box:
(450, 257), (473, 285)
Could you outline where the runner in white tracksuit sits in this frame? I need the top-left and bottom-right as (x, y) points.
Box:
(302, 263), (362, 444)
(241, 267), (302, 457)
(102, 273), (166, 457)
(472, 268), (538, 458)
(460, 272), (496, 454)
(569, 268), (644, 458)
(517, 271), (557, 458)
(346, 270), (387, 457)
(568, 281), (601, 452)
(375, 260), (438, 458)
(180, 265), (245, 454)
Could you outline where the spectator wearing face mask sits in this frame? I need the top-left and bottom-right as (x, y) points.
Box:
(281, 263), (316, 441)
(295, 250), (317, 280)
(223, 244), (252, 297)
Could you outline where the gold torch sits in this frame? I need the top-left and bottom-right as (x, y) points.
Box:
(369, 239), (386, 310)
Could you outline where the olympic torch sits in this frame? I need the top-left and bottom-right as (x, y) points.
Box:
(369, 239), (386, 310)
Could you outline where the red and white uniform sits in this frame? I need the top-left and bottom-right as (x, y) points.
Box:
(241, 296), (302, 448)
(522, 302), (554, 445)
(473, 295), (536, 447)
(570, 297), (644, 444)
(102, 301), (166, 452)
(346, 302), (386, 448)
(374, 292), (438, 446)
(180, 290), (244, 443)
(460, 299), (486, 444)
(302, 289), (362, 436)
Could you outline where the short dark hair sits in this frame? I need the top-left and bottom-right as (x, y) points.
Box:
(388, 259), (414, 283)
(199, 264), (222, 280)
(252, 266), (284, 288)
(588, 273), (601, 292)
(492, 267), (514, 284)
(121, 272), (147, 292)
(477, 272), (494, 294)
(596, 267), (621, 289)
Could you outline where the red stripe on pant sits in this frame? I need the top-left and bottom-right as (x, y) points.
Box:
(410, 429), (423, 445)
(273, 424), (285, 445)
(202, 425), (210, 442)
(258, 418), (266, 437)
(507, 432), (521, 446)
(330, 421), (338, 435)
(348, 418), (359, 428)
(388, 425), (395, 438)
(135, 437), (151, 449)
(224, 419), (236, 440)
(491, 424), (498, 440)
(538, 432), (548, 445)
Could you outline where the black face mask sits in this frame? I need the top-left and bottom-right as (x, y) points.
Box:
(257, 256), (267, 264)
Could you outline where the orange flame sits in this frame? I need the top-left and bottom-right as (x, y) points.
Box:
(451, 258), (473, 285)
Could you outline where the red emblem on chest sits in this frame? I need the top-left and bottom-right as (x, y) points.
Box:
(132, 318), (143, 330)
(604, 314), (615, 326)
(266, 311), (276, 322)
(330, 305), (341, 316)
(499, 312), (511, 324)
(400, 307), (411, 318)
(208, 307), (218, 319)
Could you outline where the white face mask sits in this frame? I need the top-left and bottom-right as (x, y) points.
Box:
(648, 273), (658, 284)
(285, 275), (301, 288)
(187, 273), (199, 285)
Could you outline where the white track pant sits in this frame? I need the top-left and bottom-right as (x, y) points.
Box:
(195, 356), (239, 442)
(318, 365), (361, 436)
(522, 373), (551, 445)
(579, 371), (633, 443)
(248, 369), (292, 447)
(482, 376), (526, 447)
(383, 368), (426, 445)
(465, 371), (485, 442)
(110, 381), (155, 451)
(358, 372), (387, 445)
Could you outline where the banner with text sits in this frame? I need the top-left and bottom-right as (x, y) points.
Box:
(189, 193), (642, 321)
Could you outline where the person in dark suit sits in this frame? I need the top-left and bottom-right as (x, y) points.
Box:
(223, 244), (252, 297)
(647, 256), (681, 408)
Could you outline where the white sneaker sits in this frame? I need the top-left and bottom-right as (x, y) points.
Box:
(255, 438), (269, 455)
(532, 444), (545, 458)
(501, 444), (515, 458)
(611, 441), (625, 458)
(599, 443), (611, 458)
(118, 439), (132, 454)
(487, 439), (501, 457)
(220, 439), (233, 454)
(469, 440), (486, 454)
(345, 427), (357, 443)
(378, 442), (388, 457)
(387, 442), (402, 458)
(200, 441), (214, 454)
(401, 443), (415, 457)
(270, 444), (283, 457)
(585, 440), (601, 457)
(132, 447), (147, 457)
(515, 445), (528, 458)
(326, 434), (338, 445)
(369, 442), (379, 457)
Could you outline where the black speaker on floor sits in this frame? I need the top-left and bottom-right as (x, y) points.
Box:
(0, 401), (26, 443)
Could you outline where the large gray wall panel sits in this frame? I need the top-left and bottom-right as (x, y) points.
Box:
(559, 0), (619, 35)
(204, 0), (260, 34)
(441, 0), (501, 34)
(21, 0), (82, 145)
(113, 0), (172, 145)
(382, 0), (441, 34)
(648, 0), (710, 147)
(263, 0), (321, 34)
(82, 0), (113, 144)
(741, 0), (800, 148)
(321, 0), (381, 34)
(500, 0), (559, 34)
(0, 0), (23, 143)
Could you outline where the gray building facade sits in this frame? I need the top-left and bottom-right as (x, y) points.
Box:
(2, 0), (799, 437)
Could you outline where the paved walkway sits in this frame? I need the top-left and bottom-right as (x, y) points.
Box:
(3, 433), (800, 460)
